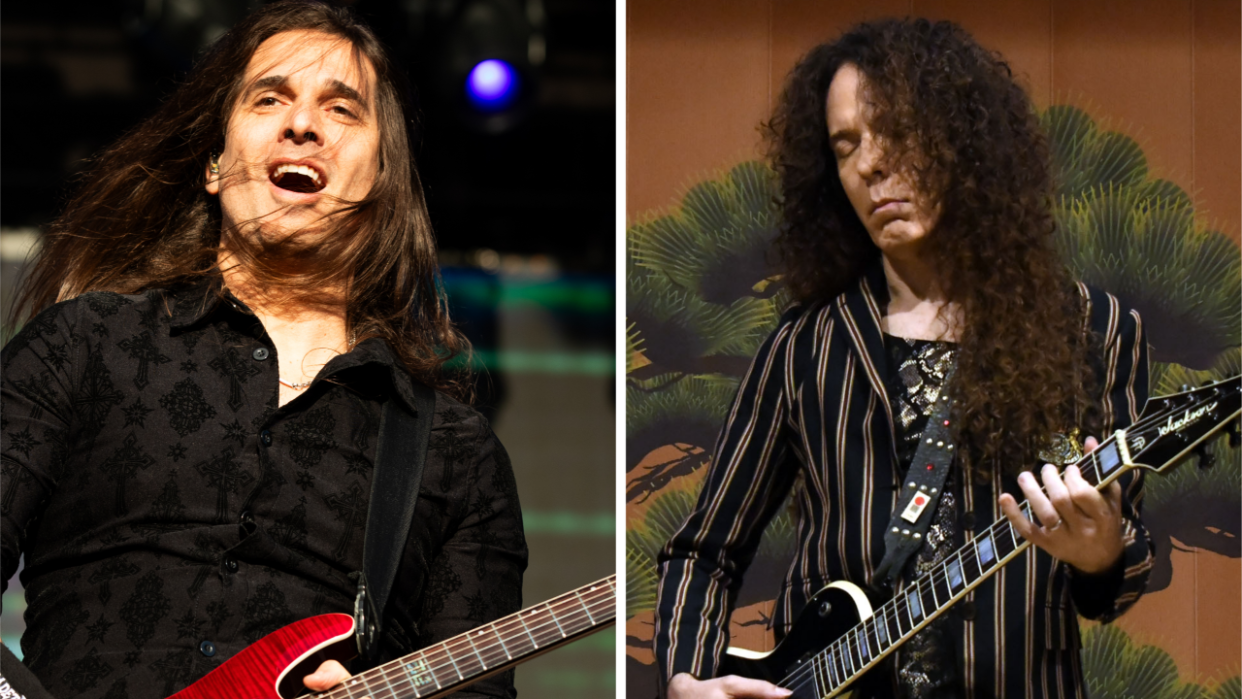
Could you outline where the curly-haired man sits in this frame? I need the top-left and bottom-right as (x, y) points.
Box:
(654, 19), (1151, 699)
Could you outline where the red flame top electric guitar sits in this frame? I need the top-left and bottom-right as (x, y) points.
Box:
(167, 574), (615, 698)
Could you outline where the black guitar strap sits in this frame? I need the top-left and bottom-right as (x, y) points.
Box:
(872, 372), (957, 588)
(355, 381), (436, 662)
(1, 643), (52, 699)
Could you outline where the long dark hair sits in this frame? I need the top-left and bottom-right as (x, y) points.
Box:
(13, 0), (470, 398)
(766, 18), (1098, 477)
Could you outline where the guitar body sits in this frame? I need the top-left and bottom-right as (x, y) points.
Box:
(717, 378), (1242, 699)
(161, 574), (616, 699)
(168, 613), (357, 699)
(720, 581), (886, 699)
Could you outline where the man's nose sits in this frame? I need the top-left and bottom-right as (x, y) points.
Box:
(282, 103), (322, 145)
(856, 134), (884, 181)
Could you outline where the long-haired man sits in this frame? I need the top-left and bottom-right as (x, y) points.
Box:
(655, 19), (1150, 699)
(1, 3), (525, 697)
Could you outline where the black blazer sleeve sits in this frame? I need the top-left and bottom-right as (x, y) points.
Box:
(652, 307), (807, 683)
(1068, 285), (1153, 620)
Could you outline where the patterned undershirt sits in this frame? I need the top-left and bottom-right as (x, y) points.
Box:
(884, 334), (961, 699)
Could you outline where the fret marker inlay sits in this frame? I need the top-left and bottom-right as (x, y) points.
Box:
(405, 658), (434, 689)
(978, 536), (994, 565)
(947, 559), (963, 588)
(1097, 442), (1120, 475)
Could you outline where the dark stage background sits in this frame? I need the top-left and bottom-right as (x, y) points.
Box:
(0, 1), (616, 696)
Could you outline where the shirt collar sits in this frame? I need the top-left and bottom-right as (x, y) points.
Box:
(167, 275), (232, 330)
(319, 336), (424, 414)
(164, 276), (424, 414)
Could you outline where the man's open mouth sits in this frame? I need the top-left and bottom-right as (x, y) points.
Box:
(270, 163), (326, 193)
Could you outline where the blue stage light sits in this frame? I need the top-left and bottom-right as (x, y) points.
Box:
(466, 59), (519, 109)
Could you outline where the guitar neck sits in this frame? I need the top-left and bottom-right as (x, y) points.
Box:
(763, 375), (1240, 698)
(816, 418), (1209, 694)
(323, 574), (616, 699)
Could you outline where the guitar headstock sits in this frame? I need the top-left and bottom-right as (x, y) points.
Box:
(1121, 375), (1241, 475)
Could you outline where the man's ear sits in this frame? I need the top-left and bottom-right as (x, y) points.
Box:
(206, 154), (221, 195)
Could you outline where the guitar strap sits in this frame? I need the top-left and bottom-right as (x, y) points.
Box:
(872, 371), (957, 588)
(355, 381), (436, 662)
(1, 643), (52, 699)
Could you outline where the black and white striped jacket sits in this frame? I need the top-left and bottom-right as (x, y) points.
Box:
(654, 264), (1152, 699)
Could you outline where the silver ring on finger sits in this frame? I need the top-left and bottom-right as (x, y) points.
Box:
(1046, 518), (1063, 532)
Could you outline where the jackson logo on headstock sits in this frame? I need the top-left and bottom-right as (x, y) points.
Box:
(1157, 402), (1218, 437)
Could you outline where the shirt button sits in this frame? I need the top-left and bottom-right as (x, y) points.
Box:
(252, 347), (270, 361)
(239, 510), (254, 524)
(224, 558), (239, 574)
(260, 430), (273, 446)
(199, 640), (216, 657)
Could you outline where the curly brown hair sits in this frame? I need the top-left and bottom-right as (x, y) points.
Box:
(11, 0), (470, 399)
(766, 18), (1099, 477)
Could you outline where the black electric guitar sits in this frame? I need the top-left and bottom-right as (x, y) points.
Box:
(720, 376), (1241, 699)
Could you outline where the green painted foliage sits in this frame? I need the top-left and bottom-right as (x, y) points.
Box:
(627, 374), (740, 489)
(1080, 624), (1235, 699)
(1046, 105), (1240, 369)
(626, 162), (789, 471)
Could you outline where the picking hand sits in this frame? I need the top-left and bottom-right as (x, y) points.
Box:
(998, 436), (1124, 574)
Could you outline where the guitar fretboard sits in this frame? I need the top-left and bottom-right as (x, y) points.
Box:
(323, 575), (616, 699)
(765, 377), (1238, 698)
(801, 439), (1130, 696)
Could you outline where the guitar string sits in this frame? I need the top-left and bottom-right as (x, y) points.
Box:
(773, 389), (1235, 694)
(779, 489), (1043, 697)
(784, 388), (1238, 694)
(321, 595), (612, 699)
(775, 440), (1108, 693)
(309, 586), (611, 699)
(338, 596), (615, 699)
(320, 592), (615, 698)
(338, 594), (614, 699)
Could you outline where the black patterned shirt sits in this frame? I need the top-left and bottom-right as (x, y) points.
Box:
(1, 280), (527, 699)
(884, 335), (960, 699)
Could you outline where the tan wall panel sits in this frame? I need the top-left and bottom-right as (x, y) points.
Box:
(1195, 553), (1242, 681)
(1192, 0), (1241, 242)
(1051, 0), (1194, 199)
(914, 0), (1053, 106)
(627, 0), (771, 217)
(768, 0), (910, 109)
(1115, 545), (1197, 678)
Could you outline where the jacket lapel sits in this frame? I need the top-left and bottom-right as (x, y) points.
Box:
(835, 263), (896, 446)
